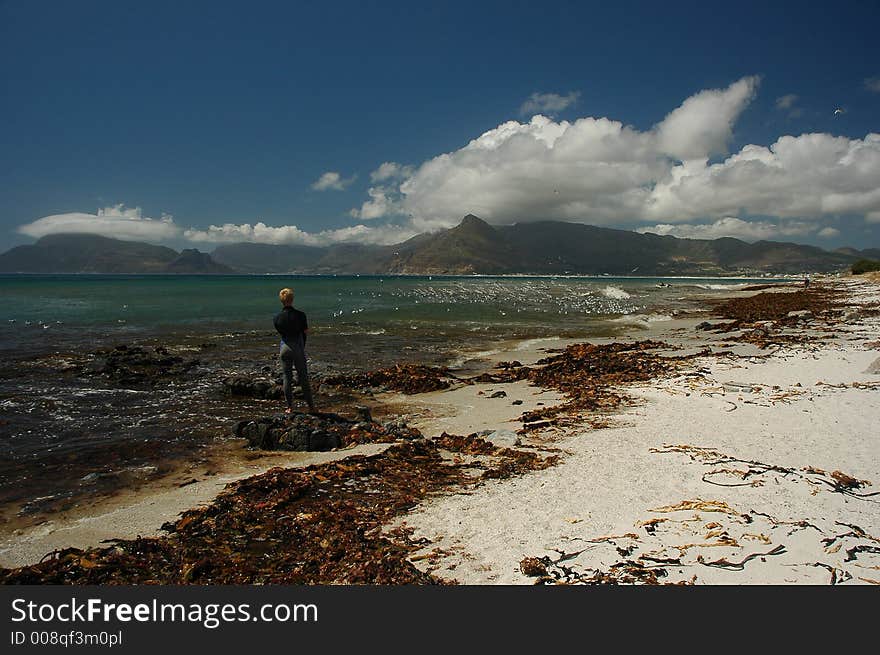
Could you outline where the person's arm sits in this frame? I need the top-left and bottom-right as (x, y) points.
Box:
(302, 313), (308, 347)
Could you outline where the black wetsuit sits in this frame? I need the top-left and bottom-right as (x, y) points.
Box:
(273, 306), (314, 410)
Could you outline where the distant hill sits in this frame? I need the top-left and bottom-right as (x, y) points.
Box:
(211, 243), (327, 273)
(384, 217), (856, 275)
(0, 219), (867, 275)
(0, 234), (232, 274)
(164, 248), (234, 274)
(836, 246), (880, 261)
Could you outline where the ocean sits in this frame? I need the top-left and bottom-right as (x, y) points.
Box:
(0, 274), (777, 516)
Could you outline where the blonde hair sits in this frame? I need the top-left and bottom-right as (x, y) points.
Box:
(279, 288), (294, 305)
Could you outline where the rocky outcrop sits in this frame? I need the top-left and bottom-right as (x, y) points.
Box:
(233, 411), (423, 451)
(222, 375), (284, 400)
(75, 345), (200, 387)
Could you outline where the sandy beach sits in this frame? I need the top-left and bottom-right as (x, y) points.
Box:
(2, 276), (878, 584)
(390, 276), (880, 584)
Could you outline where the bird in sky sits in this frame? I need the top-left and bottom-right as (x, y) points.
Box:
(834, 108), (845, 115)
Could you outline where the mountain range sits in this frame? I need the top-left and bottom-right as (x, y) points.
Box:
(0, 233), (233, 274)
(1, 215), (877, 275)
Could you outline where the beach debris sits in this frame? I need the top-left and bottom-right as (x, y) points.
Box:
(713, 288), (837, 326)
(519, 557), (547, 577)
(523, 496), (880, 585)
(691, 286), (865, 349)
(697, 545), (786, 570)
(489, 390), (507, 398)
(504, 340), (681, 431)
(323, 363), (457, 394)
(651, 444), (878, 501)
(1, 435), (558, 585)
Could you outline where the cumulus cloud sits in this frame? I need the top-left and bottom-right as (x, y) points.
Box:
(865, 77), (880, 93)
(520, 91), (580, 116)
(17, 204), (180, 242)
(349, 186), (407, 220)
(817, 226), (840, 239)
(343, 76), (880, 235)
(655, 76), (759, 160)
(183, 221), (415, 247)
(311, 171), (356, 191)
(637, 217), (817, 242)
(370, 161), (415, 182)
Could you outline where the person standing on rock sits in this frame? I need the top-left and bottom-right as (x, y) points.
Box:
(274, 287), (316, 414)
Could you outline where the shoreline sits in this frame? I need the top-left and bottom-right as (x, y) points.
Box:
(1, 275), (878, 583)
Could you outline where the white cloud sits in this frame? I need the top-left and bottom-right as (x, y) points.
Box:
(17, 204), (180, 242)
(183, 221), (415, 246)
(311, 171), (356, 191)
(349, 186), (406, 220)
(655, 76), (759, 160)
(775, 94), (798, 110)
(637, 217), (817, 242)
(370, 161), (414, 182)
(817, 226), (840, 239)
(520, 91), (580, 116)
(865, 77), (880, 93)
(341, 76), (880, 235)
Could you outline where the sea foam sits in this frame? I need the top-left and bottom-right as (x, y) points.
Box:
(601, 285), (631, 300)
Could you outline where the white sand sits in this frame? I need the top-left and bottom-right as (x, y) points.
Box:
(397, 277), (880, 584)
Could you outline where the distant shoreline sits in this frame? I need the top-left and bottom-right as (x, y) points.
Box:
(0, 271), (802, 280)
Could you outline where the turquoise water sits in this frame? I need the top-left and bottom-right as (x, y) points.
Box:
(0, 274), (772, 360)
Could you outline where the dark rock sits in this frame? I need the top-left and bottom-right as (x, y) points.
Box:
(489, 390), (507, 398)
(222, 375), (283, 400)
(78, 345), (199, 387)
(355, 405), (373, 423)
(511, 399), (523, 405)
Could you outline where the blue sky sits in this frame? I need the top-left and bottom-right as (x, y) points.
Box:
(2, 0), (879, 251)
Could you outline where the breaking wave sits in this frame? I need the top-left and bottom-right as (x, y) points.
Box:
(601, 286), (631, 300)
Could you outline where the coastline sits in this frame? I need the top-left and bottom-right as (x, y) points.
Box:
(1, 275), (878, 583)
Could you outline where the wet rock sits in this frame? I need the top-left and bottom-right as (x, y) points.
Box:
(786, 310), (812, 319)
(235, 411), (413, 452)
(489, 390), (507, 398)
(222, 375), (283, 400)
(78, 345), (200, 387)
(511, 399), (523, 405)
